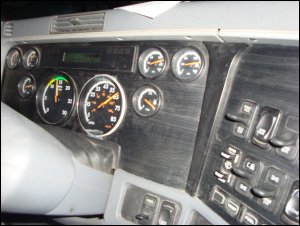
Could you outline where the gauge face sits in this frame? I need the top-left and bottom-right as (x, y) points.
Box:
(23, 49), (39, 70)
(78, 74), (126, 138)
(36, 72), (76, 124)
(138, 48), (166, 78)
(6, 48), (21, 69)
(171, 48), (204, 81)
(132, 85), (162, 117)
(18, 75), (36, 98)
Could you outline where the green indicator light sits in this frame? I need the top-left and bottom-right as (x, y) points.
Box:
(48, 75), (69, 86)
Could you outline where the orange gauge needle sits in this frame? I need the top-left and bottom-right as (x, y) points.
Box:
(54, 80), (59, 103)
(97, 92), (119, 109)
(149, 59), (164, 65)
(144, 98), (156, 111)
(183, 61), (200, 66)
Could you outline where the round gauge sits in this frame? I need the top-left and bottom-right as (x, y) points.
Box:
(18, 75), (36, 98)
(132, 85), (162, 117)
(78, 74), (126, 138)
(36, 72), (76, 124)
(23, 49), (40, 70)
(171, 48), (204, 81)
(6, 48), (21, 69)
(138, 48), (166, 78)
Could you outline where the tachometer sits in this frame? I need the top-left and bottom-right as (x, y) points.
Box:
(78, 74), (126, 138)
(36, 72), (76, 124)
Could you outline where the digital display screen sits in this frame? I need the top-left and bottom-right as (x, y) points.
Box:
(63, 52), (101, 64)
(41, 46), (136, 72)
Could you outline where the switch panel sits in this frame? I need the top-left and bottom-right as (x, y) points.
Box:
(198, 46), (299, 225)
(210, 186), (272, 225)
(121, 185), (181, 225)
(252, 107), (281, 149)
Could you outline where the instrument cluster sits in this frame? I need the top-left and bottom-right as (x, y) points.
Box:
(5, 44), (207, 139)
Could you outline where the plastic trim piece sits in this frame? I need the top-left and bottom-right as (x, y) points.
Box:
(1, 102), (113, 216)
(104, 169), (228, 225)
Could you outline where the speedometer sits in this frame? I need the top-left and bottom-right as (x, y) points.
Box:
(78, 74), (126, 138)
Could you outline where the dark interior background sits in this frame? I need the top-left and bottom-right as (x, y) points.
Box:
(1, 1), (147, 21)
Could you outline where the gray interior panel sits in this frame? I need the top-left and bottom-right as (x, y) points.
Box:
(97, 1), (300, 31)
(12, 16), (52, 37)
(104, 169), (228, 225)
(3, 2), (298, 47)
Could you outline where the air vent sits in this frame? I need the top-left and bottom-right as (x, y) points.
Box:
(50, 11), (105, 34)
(3, 22), (13, 37)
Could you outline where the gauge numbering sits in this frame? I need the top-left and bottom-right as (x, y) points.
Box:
(132, 85), (162, 117)
(78, 74), (126, 138)
(36, 72), (76, 124)
(138, 48), (166, 79)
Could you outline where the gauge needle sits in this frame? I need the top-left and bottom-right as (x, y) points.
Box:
(149, 59), (164, 65)
(183, 61), (200, 66)
(144, 98), (156, 110)
(55, 80), (58, 103)
(25, 85), (32, 88)
(97, 92), (119, 109)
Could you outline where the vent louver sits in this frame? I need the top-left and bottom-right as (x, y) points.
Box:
(3, 22), (13, 37)
(50, 11), (105, 34)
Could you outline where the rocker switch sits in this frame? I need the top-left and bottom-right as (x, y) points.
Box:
(252, 107), (280, 148)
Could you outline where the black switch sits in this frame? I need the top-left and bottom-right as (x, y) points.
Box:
(225, 113), (249, 125)
(251, 184), (276, 198)
(136, 194), (158, 224)
(252, 107), (281, 148)
(282, 182), (299, 224)
(232, 167), (252, 180)
(272, 115), (299, 160)
(157, 201), (177, 225)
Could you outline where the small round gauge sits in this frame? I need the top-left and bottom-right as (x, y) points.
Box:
(23, 49), (40, 70)
(171, 48), (204, 81)
(18, 75), (36, 98)
(6, 48), (21, 69)
(132, 85), (162, 117)
(78, 74), (126, 138)
(36, 72), (76, 124)
(138, 48), (166, 78)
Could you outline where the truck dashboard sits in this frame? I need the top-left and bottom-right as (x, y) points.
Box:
(1, 1), (299, 225)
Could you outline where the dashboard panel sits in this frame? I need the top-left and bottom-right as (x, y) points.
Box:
(1, 2), (299, 225)
(1, 41), (209, 190)
(1, 40), (299, 225)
